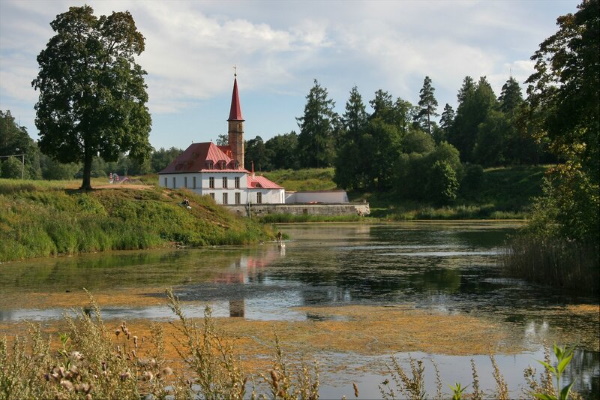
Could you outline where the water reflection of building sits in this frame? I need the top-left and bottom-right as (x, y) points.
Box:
(212, 246), (284, 318)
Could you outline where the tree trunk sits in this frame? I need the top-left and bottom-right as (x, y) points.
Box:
(80, 150), (93, 191)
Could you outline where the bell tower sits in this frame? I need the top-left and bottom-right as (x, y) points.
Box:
(227, 73), (244, 169)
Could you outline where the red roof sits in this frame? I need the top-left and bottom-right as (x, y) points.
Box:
(159, 142), (248, 174)
(228, 78), (244, 121)
(247, 174), (283, 189)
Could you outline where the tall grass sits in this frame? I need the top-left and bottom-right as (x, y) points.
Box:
(503, 235), (599, 295)
(0, 180), (273, 262)
(0, 290), (585, 400)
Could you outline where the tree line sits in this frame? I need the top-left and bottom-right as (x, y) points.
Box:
(1, 110), (182, 180)
(242, 73), (552, 205)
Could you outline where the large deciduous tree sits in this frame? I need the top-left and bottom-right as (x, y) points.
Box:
(32, 5), (152, 190)
(525, 0), (599, 244)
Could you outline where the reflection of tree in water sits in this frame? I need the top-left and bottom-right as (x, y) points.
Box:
(0, 249), (265, 293)
(568, 350), (600, 396)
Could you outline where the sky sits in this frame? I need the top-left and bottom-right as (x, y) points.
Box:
(0, 0), (581, 151)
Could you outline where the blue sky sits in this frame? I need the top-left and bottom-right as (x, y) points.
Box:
(0, 0), (580, 151)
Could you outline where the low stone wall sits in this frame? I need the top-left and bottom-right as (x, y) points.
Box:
(224, 203), (370, 217)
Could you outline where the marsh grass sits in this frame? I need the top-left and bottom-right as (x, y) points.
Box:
(386, 204), (527, 221)
(503, 235), (599, 295)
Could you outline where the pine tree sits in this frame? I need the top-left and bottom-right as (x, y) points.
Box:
(415, 76), (439, 135)
(296, 80), (337, 168)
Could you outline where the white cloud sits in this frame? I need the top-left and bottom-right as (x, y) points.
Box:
(0, 0), (581, 147)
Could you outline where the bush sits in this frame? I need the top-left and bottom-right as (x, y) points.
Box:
(1, 157), (24, 179)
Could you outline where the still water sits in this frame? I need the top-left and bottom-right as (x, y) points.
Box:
(0, 221), (598, 398)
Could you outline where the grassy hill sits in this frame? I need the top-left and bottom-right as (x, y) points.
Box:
(262, 168), (337, 191)
(0, 179), (273, 262)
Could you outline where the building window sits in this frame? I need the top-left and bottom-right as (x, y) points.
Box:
(184, 177), (188, 188)
(235, 192), (241, 204)
(209, 193), (215, 200)
(193, 176), (197, 189)
(223, 177), (228, 188)
(172, 177), (176, 188)
(223, 193), (228, 205)
(209, 177), (215, 189)
(163, 177), (167, 187)
(235, 177), (240, 189)
(257, 192), (262, 204)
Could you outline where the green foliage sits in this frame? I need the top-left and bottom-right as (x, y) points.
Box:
(0, 181), (271, 262)
(449, 76), (499, 163)
(0, 157), (23, 179)
(245, 136), (271, 171)
(449, 382), (468, 400)
(150, 147), (182, 173)
(526, 0), (599, 180)
(264, 132), (300, 170)
(40, 155), (80, 180)
(297, 79), (338, 168)
(533, 344), (575, 400)
(522, 0), (599, 246)
(32, 5), (152, 190)
(415, 76), (439, 135)
(427, 161), (459, 205)
(0, 110), (41, 180)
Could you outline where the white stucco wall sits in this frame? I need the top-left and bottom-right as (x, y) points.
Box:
(158, 172), (284, 205)
(285, 191), (349, 204)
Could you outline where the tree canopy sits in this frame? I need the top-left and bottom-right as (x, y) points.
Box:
(32, 5), (152, 190)
(296, 80), (338, 168)
(525, 0), (599, 244)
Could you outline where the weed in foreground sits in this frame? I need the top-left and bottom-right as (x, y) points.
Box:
(0, 289), (586, 400)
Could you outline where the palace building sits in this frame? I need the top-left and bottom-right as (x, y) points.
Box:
(158, 76), (285, 205)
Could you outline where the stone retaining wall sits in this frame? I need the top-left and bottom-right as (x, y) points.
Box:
(224, 203), (370, 217)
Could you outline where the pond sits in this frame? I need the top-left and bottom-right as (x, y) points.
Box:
(0, 221), (598, 399)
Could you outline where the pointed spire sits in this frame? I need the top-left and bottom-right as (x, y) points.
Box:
(228, 73), (244, 121)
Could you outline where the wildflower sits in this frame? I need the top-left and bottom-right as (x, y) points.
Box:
(142, 371), (153, 381)
(60, 379), (74, 392)
(75, 382), (92, 394)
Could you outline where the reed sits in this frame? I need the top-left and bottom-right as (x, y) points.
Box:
(503, 235), (599, 295)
